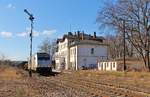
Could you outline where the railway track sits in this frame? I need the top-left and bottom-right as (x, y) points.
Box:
(75, 77), (150, 96)
(36, 77), (89, 97)
(1, 67), (150, 97)
(42, 75), (150, 97)
(19, 70), (150, 97)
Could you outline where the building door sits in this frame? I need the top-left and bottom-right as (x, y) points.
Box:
(83, 58), (87, 69)
(104, 63), (106, 71)
(110, 62), (112, 70)
(60, 57), (65, 70)
(101, 63), (103, 71)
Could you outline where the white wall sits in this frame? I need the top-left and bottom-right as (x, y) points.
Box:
(77, 45), (107, 57)
(76, 44), (107, 69)
(28, 54), (37, 70)
(98, 61), (117, 71)
(55, 58), (60, 70)
(32, 54), (38, 70)
(70, 46), (77, 70)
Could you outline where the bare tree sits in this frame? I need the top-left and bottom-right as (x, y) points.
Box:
(106, 34), (134, 59)
(0, 54), (6, 65)
(97, 0), (150, 71)
(38, 38), (57, 59)
(0, 54), (12, 66)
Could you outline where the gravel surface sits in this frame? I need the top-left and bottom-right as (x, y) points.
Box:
(0, 67), (150, 97)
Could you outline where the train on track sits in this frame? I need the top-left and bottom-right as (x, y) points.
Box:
(28, 52), (52, 75)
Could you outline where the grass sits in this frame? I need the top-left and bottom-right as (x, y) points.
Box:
(0, 65), (21, 80)
(71, 70), (150, 86)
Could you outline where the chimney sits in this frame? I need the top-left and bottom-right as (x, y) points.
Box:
(74, 32), (77, 36)
(82, 31), (84, 40)
(94, 32), (96, 38)
(77, 31), (80, 37)
(68, 32), (72, 36)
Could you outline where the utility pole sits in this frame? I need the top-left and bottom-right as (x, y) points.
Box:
(24, 9), (34, 77)
(123, 20), (126, 72)
(147, 29), (150, 71)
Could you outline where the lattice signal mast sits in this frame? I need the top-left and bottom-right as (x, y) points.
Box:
(24, 9), (35, 77)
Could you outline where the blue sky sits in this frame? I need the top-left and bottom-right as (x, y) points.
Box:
(0, 0), (106, 61)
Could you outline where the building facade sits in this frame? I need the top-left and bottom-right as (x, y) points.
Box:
(55, 38), (70, 70)
(55, 31), (108, 70)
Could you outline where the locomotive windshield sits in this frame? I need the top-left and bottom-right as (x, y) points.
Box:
(37, 53), (50, 60)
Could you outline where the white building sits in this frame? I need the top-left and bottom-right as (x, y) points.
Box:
(55, 31), (108, 70)
(55, 37), (70, 70)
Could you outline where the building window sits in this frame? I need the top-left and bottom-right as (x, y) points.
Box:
(113, 63), (116, 68)
(91, 48), (94, 54)
(74, 48), (76, 54)
(107, 63), (109, 67)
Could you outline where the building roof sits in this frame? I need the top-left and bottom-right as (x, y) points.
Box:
(70, 39), (108, 47)
(57, 31), (105, 43)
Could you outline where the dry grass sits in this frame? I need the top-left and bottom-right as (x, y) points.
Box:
(0, 66), (21, 80)
(75, 70), (150, 78)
